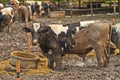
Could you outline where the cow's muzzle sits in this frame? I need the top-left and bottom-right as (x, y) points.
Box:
(33, 39), (38, 45)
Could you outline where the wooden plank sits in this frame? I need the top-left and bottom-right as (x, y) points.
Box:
(48, 11), (65, 18)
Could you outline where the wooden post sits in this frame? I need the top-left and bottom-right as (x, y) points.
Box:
(118, 0), (120, 12)
(112, 1), (117, 25)
(113, 1), (117, 18)
(16, 60), (20, 80)
(79, 0), (81, 8)
(69, 0), (73, 17)
(26, 22), (31, 53)
(90, 1), (93, 17)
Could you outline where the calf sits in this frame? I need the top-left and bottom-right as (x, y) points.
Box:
(23, 23), (63, 70)
(63, 22), (111, 67)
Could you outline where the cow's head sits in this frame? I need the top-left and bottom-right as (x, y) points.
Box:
(34, 2), (40, 13)
(111, 28), (119, 48)
(23, 23), (53, 45)
(0, 14), (12, 27)
(63, 22), (80, 36)
(23, 23), (41, 45)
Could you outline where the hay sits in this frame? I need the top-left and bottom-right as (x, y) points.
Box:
(0, 60), (11, 75)
(0, 57), (52, 75)
(114, 49), (120, 55)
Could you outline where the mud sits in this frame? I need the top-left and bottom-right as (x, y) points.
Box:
(0, 15), (120, 80)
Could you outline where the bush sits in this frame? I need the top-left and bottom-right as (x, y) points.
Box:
(1, 0), (8, 3)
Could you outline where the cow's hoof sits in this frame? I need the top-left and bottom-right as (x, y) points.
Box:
(48, 61), (54, 69)
(98, 62), (105, 67)
(53, 66), (63, 71)
(103, 62), (109, 67)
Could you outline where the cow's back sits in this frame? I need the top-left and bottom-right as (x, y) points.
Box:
(74, 22), (110, 48)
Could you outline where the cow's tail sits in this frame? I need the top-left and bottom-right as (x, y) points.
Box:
(108, 24), (112, 55)
(104, 24), (112, 64)
(105, 24), (112, 64)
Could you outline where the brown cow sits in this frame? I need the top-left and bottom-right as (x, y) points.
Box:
(16, 5), (32, 23)
(64, 22), (111, 67)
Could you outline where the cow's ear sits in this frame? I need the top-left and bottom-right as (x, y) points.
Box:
(23, 27), (31, 32)
(63, 24), (69, 27)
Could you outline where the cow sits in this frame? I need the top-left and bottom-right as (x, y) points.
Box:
(60, 20), (100, 51)
(30, 1), (42, 18)
(40, 2), (56, 17)
(16, 5), (32, 22)
(0, 3), (3, 10)
(0, 7), (15, 32)
(23, 23), (63, 70)
(9, 0), (20, 8)
(26, 1), (56, 17)
(62, 22), (111, 67)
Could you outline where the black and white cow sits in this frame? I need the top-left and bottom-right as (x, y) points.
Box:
(26, 1), (56, 17)
(40, 2), (56, 17)
(0, 7), (15, 32)
(22, 21), (84, 69)
(23, 23), (63, 70)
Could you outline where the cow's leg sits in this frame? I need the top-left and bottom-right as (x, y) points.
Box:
(8, 21), (12, 33)
(93, 45), (105, 67)
(78, 54), (86, 67)
(53, 54), (63, 70)
(103, 44), (109, 66)
(100, 45), (108, 67)
(48, 55), (54, 69)
(25, 14), (28, 23)
(48, 53), (63, 70)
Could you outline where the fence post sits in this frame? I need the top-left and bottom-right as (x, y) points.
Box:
(112, 1), (117, 25)
(90, 1), (93, 17)
(69, 0), (73, 17)
(26, 22), (31, 53)
(16, 60), (21, 80)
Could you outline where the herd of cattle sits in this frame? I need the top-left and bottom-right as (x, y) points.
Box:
(0, 0), (57, 32)
(0, 0), (120, 70)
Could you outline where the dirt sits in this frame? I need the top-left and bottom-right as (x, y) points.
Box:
(0, 14), (120, 80)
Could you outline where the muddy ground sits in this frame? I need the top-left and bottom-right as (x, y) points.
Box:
(0, 14), (120, 80)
